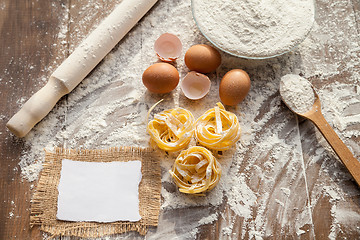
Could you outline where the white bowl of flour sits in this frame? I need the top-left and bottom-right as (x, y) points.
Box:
(191, 0), (315, 59)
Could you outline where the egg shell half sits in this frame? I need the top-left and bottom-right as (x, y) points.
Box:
(142, 63), (179, 94)
(154, 33), (182, 62)
(180, 71), (211, 100)
(184, 44), (221, 73)
(219, 69), (251, 106)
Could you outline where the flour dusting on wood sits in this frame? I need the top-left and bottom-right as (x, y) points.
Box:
(3, 0), (360, 239)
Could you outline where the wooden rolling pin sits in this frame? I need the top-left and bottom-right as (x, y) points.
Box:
(6, 0), (158, 138)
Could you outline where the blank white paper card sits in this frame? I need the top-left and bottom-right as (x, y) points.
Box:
(57, 159), (142, 222)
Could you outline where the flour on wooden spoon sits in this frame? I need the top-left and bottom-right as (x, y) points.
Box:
(280, 74), (315, 114)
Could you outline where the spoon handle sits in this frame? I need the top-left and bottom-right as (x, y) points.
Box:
(307, 110), (360, 186)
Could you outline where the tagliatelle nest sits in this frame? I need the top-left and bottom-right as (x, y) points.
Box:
(147, 106), (195, 152)
(169, 146), (221, 194)
(195, 102), (241, 151)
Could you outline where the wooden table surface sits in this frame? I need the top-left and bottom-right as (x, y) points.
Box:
(1, 0), (359, 239)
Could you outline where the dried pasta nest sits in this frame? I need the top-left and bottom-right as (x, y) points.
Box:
(147, 107), (195, 152)
(195, 102), (241, 151)
(169, 146), (221, 194)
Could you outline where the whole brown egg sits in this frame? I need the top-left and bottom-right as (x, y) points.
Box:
(142, 63), (179, 94)
(184, 44), (221, 73)
(219, 69), (251, 106)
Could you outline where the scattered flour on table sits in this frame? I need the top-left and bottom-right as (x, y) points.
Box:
(8, 200), (15, 219)
(192, 0), (315, 58)
(280, 74), (315, 113)
(4, 0), (360, 239)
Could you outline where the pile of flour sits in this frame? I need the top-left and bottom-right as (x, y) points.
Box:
(192, 0), (315, 58)
(280, 74), (315, 114)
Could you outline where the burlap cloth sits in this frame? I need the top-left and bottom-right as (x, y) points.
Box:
(30, 147), (161, 238)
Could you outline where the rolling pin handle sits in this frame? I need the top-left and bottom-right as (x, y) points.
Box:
(6, 76), (69, 138)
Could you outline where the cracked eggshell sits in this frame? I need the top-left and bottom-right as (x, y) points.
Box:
(154, 33), (182, 62)
(180, 71), (211, 100)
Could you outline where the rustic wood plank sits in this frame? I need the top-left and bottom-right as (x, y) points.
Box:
(0, 0), (69, 239)
(299, 0), (360, 239)
(0, 0), (359, 239)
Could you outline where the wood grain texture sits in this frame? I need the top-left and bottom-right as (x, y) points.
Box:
(0, 1), (68, 239)
(303, 100), (360, 186)
(1, 0), (359, 240)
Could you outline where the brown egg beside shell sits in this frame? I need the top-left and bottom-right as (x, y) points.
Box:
(184, 44), (221, 73)
(219, 69), (251, 106)
(142, 63), (179, 94)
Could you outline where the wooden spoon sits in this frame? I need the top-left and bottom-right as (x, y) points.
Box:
(281, 86), (360, 186)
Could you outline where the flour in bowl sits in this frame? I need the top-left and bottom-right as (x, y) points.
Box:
(192, 0), (315, 58)
(280, 74), (315, 114)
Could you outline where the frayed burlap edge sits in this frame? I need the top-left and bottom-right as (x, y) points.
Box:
(30, 147), (161, 238)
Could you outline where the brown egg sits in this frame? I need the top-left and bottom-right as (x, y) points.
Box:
(142, 63), (179, 94)
(184, 44), (221, 73)
(219, 69), (251, 106)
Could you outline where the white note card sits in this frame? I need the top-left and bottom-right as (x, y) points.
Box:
(57, 159), (142, 222)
